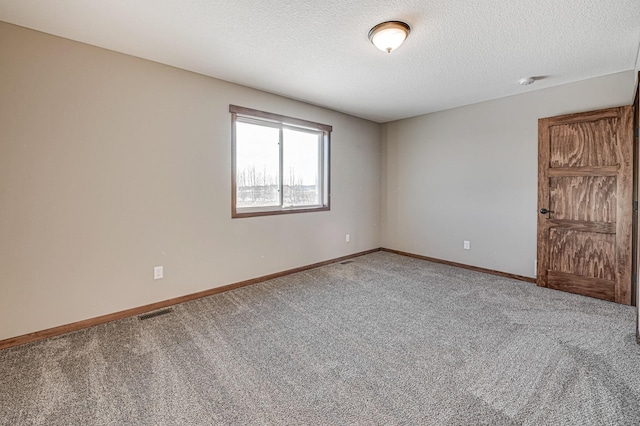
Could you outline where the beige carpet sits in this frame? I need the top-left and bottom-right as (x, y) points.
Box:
(1, 251), (639, 425)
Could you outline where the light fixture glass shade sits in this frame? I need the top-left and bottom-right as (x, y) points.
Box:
(519, 77), (535, 86)
(368, 21), (410, 53)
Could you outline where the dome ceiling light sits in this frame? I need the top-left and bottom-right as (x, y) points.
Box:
(368, 21), (411, 53)
(519, 77), (535, 86)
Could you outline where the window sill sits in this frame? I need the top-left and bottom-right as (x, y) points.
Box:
(232, 205), (330, 218)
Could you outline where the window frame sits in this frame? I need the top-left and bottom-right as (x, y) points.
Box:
(230, 105), (331, 218)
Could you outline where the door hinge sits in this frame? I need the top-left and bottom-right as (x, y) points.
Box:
(634, 201), (638, 212)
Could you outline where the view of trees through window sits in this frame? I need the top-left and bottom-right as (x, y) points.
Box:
(235, 121), (321, 209)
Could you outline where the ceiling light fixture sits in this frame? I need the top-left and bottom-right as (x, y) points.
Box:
(519, 77), (535, 86)
(368, 21), (411, 53)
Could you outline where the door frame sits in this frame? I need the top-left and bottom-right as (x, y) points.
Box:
(634, 71), (639, 343)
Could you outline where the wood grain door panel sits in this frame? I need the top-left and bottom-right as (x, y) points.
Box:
(549, 118), (621, 167)
(549, 176), (617, 221)
(548, 229), (615, 279)
(538, 106), (633, 304)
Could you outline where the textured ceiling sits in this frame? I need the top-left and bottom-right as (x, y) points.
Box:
(1, 0), (640, 123)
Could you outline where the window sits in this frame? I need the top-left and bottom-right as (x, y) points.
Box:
(230, 105), (331, 218)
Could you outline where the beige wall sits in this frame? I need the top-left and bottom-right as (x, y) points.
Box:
(382, 71), (636, 279)
(2, 20), (637, 342)
(0, 22), (382, 341)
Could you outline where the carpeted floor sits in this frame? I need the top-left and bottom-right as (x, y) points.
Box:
(1, 251), (640, 425)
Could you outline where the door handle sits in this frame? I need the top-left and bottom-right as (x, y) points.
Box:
(539, 208), (554, 214)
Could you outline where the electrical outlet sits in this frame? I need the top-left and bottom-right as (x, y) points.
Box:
(154, 266), (163, 280)
(463, 241), (470, 250)
(346, 234), (350, 243)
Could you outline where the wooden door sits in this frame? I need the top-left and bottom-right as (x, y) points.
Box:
(537, 106), (633, 304)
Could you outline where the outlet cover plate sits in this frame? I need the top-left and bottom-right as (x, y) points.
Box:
(154, 266), (163, 280)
